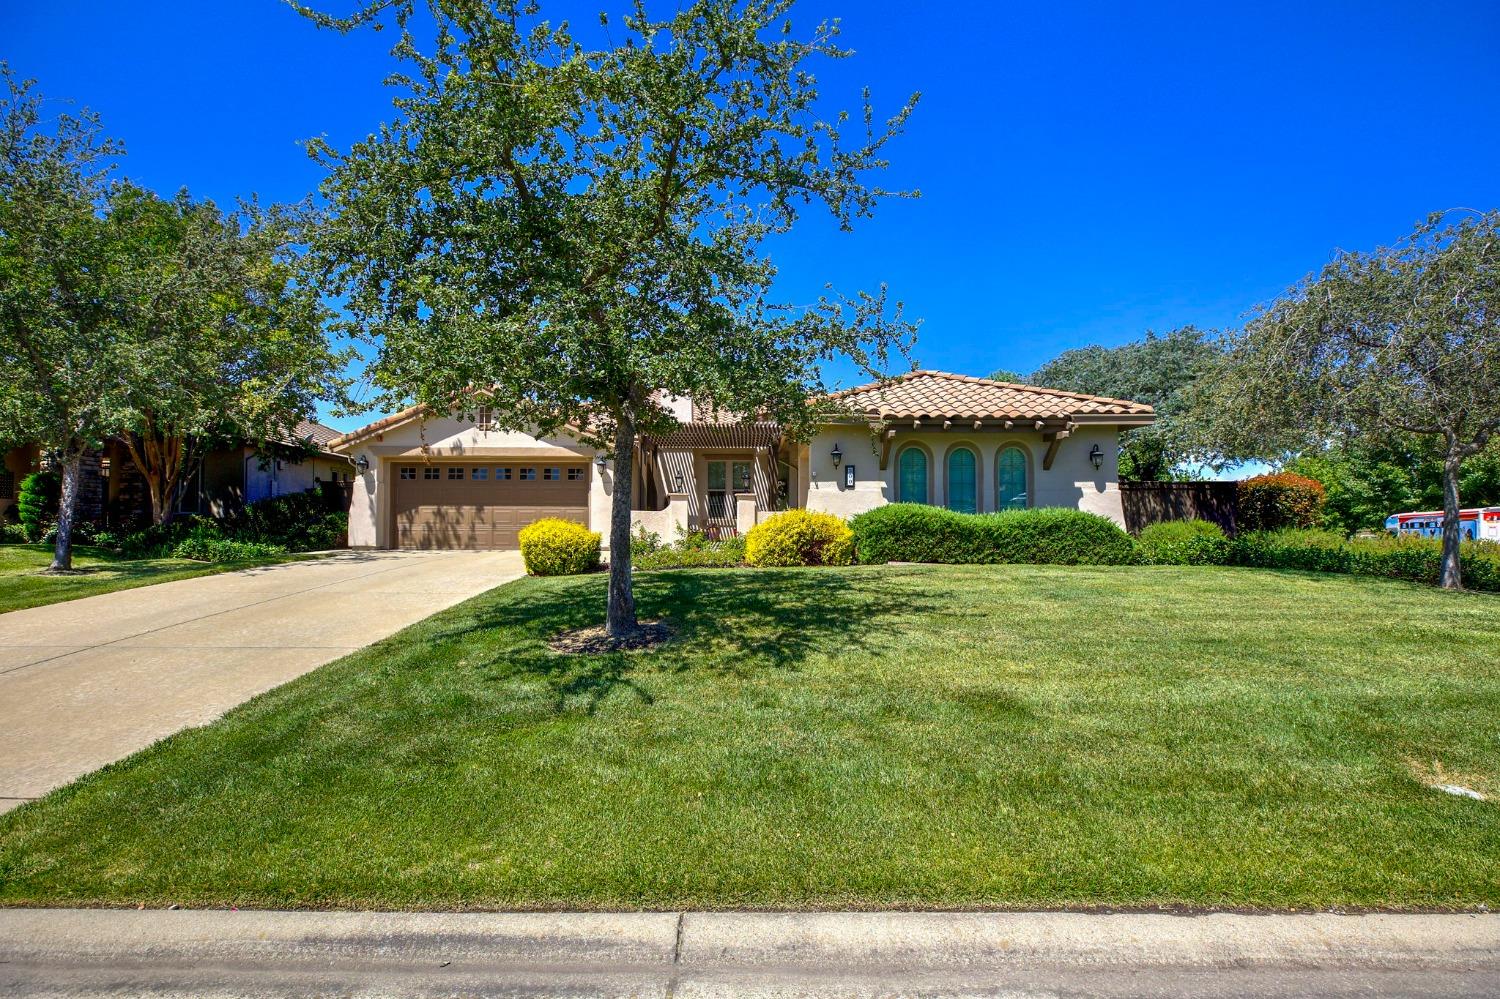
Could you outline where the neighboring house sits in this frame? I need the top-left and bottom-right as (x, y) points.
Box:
(0, 421), (351, 529)
(329, 370), (1154, 551)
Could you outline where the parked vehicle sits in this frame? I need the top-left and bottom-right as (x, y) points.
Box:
(1385, 507), (1500, 542)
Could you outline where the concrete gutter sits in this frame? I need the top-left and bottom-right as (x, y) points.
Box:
(2, 909), (1496, 997)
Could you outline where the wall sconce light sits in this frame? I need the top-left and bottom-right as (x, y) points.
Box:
(1089, 444), (1103, 470)
(594, 453), (608, 470)
(737, 466), (751, 490)
(830, 443), (843, 468)
(355, 454), (370, 475)
(673, 471), (685, 493)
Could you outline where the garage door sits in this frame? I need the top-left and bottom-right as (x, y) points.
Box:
(391, 461), (590, 550)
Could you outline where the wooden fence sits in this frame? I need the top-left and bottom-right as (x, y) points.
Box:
(1119, 481), (1239, 535)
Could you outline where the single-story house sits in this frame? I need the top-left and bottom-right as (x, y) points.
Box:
(0, 421), (351, 529)
(327, 370), (1154, 551)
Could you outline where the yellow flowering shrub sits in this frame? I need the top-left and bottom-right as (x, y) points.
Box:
(518, 518), (602, 576)
(744, 510), (855, 568)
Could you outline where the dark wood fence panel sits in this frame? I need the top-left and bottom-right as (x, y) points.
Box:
(1120, 481), (1239, 535)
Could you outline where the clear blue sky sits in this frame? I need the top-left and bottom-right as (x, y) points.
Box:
(6, 1), (1499, 433)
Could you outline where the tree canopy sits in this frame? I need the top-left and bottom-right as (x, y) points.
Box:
(295, 0), (919, 634)
(102, 187), (348, 524)
(1202, 211), (1500, 588)
(0, 65), (128, 568)
(1024, 327), (1222, 481)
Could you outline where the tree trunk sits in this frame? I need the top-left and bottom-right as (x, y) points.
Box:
(1439, 452), (1464, 590)
(50, 448), (83, 572)
(121, 430), (182, 526)
(606, 410), (638, 637)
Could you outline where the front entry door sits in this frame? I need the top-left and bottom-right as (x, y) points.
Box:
(705, 461), (735, 536)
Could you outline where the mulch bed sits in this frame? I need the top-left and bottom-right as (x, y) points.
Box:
(548, 620), (674, 654)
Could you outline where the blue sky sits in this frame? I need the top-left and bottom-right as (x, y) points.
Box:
(6, 1), (1499, 434)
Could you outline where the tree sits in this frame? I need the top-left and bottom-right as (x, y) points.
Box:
(986, 368), (1027, 384)
(0, 65), (125, 570)
(294, 0), (919, 636)
(1204, 211), (1500, 588)
(1028, 327), (1221, 481)
(102, 186), (347, 525)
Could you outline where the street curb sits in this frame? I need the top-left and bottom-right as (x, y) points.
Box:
(2, 909), (1496, 972)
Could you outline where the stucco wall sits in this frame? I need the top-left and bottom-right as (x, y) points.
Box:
(340, 416), (604, 549)
(801, 423), (1126, 525)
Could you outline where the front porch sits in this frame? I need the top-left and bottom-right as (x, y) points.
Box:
(631, 422), (788, 541)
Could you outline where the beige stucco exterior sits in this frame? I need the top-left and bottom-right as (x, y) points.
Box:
(338, 414), (1132, 551)
(340, 415), (610, 549)
(798, 422), (1127, 524)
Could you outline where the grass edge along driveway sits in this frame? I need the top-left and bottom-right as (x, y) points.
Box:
(0, 544), (313, 614)
(0, 563), (1495, 911)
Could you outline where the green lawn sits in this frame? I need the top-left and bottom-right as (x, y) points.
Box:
(0, 544), (300, 614)
(1, 564), (1496, 910)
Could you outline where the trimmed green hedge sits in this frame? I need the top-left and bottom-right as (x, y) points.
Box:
(1136, 525), (1500, 592)
(850, 504), (1136, 566)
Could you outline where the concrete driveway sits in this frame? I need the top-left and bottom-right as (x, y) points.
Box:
(0, 549), (524, 813)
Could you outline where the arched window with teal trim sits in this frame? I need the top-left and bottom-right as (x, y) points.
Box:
(997, 446), (1028, 510)
(946, 447), (977, 514)
(897, 447), (928, 504)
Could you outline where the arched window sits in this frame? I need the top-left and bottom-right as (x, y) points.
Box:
(997, 446), (1028, 510)
(897, 447), (928, 504)
(946, 447), (977, 514)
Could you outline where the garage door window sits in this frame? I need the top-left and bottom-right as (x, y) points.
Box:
(399, 466), (416, 480)
(423, 466), (440, 480)
(520, 467), (536, 480)
(472, 467), (488, 480)
(497, 467), (512, 480)
(567, 467), (584, 480)
(447, 466), (464, 480)
(544, 467), (560, 480)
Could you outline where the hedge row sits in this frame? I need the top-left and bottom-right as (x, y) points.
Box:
(1136, 522), (1500, 592)
(849, 504), (1137, 566)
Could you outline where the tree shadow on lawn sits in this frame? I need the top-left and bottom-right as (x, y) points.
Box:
(429, 566), (948, 716)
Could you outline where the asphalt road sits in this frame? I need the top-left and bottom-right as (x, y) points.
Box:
(2, 909), (1495, 997)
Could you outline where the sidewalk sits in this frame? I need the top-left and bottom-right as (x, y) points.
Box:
(2, 908), (1496, 997)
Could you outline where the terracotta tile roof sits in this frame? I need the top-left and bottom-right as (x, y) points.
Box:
(828, 370), (1154, 422)
(290, 420), (342, 449)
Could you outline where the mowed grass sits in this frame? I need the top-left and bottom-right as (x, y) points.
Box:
(0, 543), (305, 614)
(1, 564), (1496, 910)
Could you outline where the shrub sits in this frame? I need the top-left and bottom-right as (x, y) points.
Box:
(1223, 530), (1500, 592)
(1136, 518), (1229, 566)
(518, 518), (602, 576)
(850, 504), (1136, 566)
(172, 535), (288, 562)
(1, 521), (28, 544)
(224, 491), (347, 551)
(1237, 473), (1326, 532)
(16, 470), (59, 542)
(630, 524), (663, 557)
(636, 535), (745, 570)
(744, 510), (855, 568)
(115, 517), (215, 559)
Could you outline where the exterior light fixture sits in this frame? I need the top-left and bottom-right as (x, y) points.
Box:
(673, 471), (686, 493)
(1089, 444), (1103, 470)
(737, 466), (751, 490)
(830, 443), (843, 468)
(594, 453), (608, 469)
(355, 454), (370, 475)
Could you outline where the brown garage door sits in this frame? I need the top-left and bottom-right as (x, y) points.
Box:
(391, 461), (590, 549)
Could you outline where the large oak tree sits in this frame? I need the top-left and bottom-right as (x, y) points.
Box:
(1204, 211), (1500, 589)
(0, 66), (126, 569)
(294, 0), (919, 635)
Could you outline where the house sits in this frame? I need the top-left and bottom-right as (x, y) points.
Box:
(328, 371), (1154, 551)
(0, 420), (351, 529)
